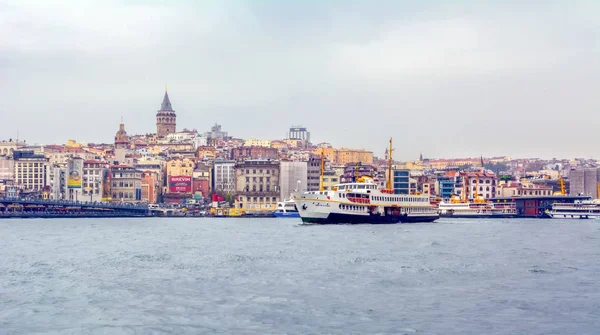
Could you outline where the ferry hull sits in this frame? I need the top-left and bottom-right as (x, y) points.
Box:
(273, 211), (301, 218)
(300, 213), (438, 224)
(439, 214), (518, 219)
(548, 213), (600, 219)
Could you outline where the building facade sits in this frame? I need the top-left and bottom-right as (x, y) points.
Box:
(454, 172), (498, 200)
(83, 160), (109, 202)
(235, 159), (280, 212)
(212, 160), (236, 194)
(110, 165), (142, 202)
(13, 150), (49, 193)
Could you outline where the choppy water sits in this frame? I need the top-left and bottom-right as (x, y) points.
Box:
(1, 218), (599, 335)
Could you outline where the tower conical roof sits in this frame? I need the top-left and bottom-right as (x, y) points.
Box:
(160, 91), (173, 111)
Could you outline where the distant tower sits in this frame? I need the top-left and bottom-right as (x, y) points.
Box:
(156, 86), (176, 137)
(114, 119), (129, 150)
(419, 153), (423, 161)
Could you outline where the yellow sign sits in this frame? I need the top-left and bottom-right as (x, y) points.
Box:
(67, 159), (83, 189)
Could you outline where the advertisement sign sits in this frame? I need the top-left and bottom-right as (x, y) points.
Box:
(169, 176), (192, 193)
(67, 159), (83, 189)
(101, 169), (112, 201)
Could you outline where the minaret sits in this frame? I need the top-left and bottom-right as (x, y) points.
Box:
(156, 86), (177, 137)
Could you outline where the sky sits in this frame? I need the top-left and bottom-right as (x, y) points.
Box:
(1, 0), (599, 160)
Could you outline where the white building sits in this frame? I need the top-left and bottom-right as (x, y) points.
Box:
(212, 160), (236, 194)
(13, 150), (49, 192)
(45, 164), (66, 200)
(454, 172), (498, 200)
(83, 160), (109, 202)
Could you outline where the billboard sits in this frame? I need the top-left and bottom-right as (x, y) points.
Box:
(101, 169), (112, 201)
(67, 159), (83, 189)
(169, 176), (192, 193)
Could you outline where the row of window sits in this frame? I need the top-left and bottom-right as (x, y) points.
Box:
(244, 185), (275, 192)
(246, 177), (271, 183)
(112, 192), (137, 199)
(242, 169), (275, 175)
(112, 182), (140, 188)
(240, 196), (278, 202)
(371, 196), (428, 203)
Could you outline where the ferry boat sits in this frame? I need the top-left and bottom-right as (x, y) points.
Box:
(293, 138), (439, 224)
(438, 199), (517, 218)
(273, 198), (300, 218)
(547, 200), (600, 219)
(438, 172), (517, 218)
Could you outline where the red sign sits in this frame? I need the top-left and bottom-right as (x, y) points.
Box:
(169, 176), (192, 193)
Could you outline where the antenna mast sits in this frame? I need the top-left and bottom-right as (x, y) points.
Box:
(386, 137), (393, 190)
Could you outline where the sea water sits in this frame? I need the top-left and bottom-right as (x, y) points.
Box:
(1, 218), (599, 334)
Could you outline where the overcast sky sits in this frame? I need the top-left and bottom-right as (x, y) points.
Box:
(1, 0), (599, 160)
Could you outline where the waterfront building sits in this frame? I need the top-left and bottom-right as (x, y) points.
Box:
(192, 163), (211, 197)
(279, 161), (308, 198)
(235, 159), (280, 212)
(44, 164), (65, 200)
(496, 181), (554, 197)
(83, 160), (109, 202)
(110, 165), (142, 202)
(141, 171), (158, 204)
(13, 150), (49, 193)
(212, 160), (236, 194)
(156, 89), (177, 137)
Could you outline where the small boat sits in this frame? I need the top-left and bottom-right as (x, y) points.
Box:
(273, 198), (300, 218)
(547, 200), (600, 219)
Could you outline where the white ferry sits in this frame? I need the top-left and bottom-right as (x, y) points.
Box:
(438, 200), (517, 218)
(293, 138), (439, 224)
(547, 200), (600, 219)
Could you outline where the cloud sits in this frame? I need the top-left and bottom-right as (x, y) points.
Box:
(0, 0), (599, 159)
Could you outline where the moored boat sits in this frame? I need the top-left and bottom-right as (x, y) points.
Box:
(547, 200), (600, 219)
(273, 198), (300, 218)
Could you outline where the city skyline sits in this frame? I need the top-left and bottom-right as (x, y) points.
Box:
(1, 1), (599, 159)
